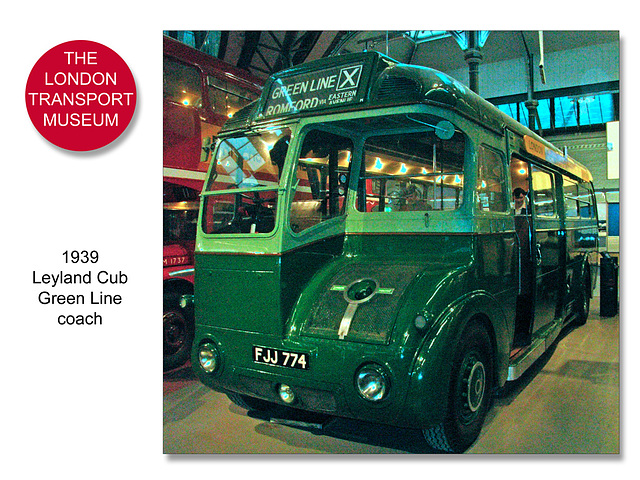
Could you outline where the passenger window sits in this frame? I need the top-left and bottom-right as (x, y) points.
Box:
(477, 146), (507, 212)
(207, 76), (259, 118)
(531, 167), (556, 217)
(289, 130), (353, 233)
(563, 176), (580, 217)
(509, 157), (531, 214)
(163, 58), (202, 108)
(357, 131), (465, 212)
(564, 176), (596, 219)
(579, 182), (596, 218)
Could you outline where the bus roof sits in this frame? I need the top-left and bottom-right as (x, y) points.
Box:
(222, 51), (592, 182)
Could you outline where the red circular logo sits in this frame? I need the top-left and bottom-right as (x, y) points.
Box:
(25, 40), (137, 152)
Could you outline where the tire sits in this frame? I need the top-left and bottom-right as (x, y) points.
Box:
(423, 321), (494, 453)
(163, 298), (194, 371)
(574, 274), (591, 326)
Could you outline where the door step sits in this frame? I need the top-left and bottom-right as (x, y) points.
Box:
(507, 320), (562, 381)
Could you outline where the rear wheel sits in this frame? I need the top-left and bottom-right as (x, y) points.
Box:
(574, 273), (591, 326)
(163, 294), (194, 371)
(423, 322), (494, 453)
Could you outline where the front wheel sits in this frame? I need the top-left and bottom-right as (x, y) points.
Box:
(423, 322), (494, 453)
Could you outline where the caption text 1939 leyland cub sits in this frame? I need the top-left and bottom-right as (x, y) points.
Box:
(32, 269), (128, 325)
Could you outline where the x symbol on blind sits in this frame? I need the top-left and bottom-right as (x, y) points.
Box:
(337, 65), (362, 90)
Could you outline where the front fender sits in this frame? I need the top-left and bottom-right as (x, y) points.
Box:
(400, 290), (510, 428)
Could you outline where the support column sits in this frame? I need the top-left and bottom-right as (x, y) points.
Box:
(464, 48), (483, 94)
(525, 99), (539, 131)
(450, 31), (489, 95)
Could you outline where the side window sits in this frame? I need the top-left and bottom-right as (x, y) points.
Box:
(207, 76), (259, 118)
(564, 177), (596, 219)
(531, 166), (556, 217)
(356, 130), (465, 212)
(163, 57), (202, 107)
(225, 81), (259, 117)
(509, 157), (531, 215)
(476, 146), (508, 212)
(207, 76), (226, 115)
(289, 130), (353, 233)
(578, 181), (596, 218)
(563, 176), (580, 217)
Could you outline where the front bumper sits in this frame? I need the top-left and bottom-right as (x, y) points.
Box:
(191, 325), (449, 429)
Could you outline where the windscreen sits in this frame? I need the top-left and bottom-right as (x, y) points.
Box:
(205, 128), (289, 191)
(201, 128), (291, 234)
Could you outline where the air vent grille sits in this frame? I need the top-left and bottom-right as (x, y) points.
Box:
(375, 76), (421, 102)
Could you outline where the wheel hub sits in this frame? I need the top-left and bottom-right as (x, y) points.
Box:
(466, 361), (486, 412)
(457, 353), (487, 423)
(164, 312), (186, 351)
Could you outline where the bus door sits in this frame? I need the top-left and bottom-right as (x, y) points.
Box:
(530, 165), (563, 333)
(510, 156), (563, 346)
(510, 157), (534, 345)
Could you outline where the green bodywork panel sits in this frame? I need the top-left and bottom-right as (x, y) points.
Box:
(193, 231), (514, 428)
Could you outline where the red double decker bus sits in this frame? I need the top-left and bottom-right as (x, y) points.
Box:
(163, 35), (262, 370)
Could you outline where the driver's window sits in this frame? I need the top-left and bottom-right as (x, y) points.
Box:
(290, 130), (353, 233)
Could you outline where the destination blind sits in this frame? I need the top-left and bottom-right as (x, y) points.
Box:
(262, 62), (366, 118)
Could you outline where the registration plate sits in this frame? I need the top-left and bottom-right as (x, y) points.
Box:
(252, 346), (309, 370)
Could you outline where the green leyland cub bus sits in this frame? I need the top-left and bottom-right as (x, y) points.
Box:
(190, 51), (598, 452)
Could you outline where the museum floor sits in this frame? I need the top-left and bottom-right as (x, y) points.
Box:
(163, 294), (620, 454)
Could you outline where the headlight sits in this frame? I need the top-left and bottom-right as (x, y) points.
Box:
(355, 364), (388, 402)
(198, 342), (220, 373)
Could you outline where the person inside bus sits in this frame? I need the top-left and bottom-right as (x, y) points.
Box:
(400, 184), (428, 211)
(513, 188), (530, 215)
(269, 135), (290, 179)
(512, 186), (533, 346)
(512, 187), (532, 272)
